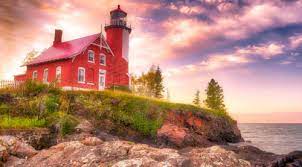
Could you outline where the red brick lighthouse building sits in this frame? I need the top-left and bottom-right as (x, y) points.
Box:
(14, 5), (131, 90)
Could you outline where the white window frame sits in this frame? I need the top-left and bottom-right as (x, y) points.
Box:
(32, 71), (38, 80)
(100, 53), (106, 66)
(78, 67), (85, 83)
(56, 66), (62, 82)
(88, 50), (95, 63)
(99, 69), (106, 90)
(43, 68), (48, 83)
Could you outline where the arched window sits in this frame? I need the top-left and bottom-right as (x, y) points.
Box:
(100, 54), (106, 66)
(56, 66), (62, 82)
(88, 50), (95, 63)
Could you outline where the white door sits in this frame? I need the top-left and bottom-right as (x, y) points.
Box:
(99, 70), (106, 90)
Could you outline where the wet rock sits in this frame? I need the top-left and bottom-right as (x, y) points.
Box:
(269, 151), (302, 167)
(0, 136), (37, 159)
(228, 145), (278, 166)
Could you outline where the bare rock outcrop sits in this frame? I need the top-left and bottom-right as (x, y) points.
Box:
(0, 136), (37, 159)
(2, 135), (252, 167)
(157, 111), (243, 148)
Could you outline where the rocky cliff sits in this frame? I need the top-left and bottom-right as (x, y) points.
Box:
(1, 120), (301, 167)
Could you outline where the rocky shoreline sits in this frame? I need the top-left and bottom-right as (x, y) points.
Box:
(1, 119), (302, 167)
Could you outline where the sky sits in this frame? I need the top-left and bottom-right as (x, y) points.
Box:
(0, 0), (302, 123)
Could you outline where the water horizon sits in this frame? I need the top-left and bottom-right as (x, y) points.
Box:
(238, 123), (302, 155)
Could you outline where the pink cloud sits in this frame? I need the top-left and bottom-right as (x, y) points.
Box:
(158, 1), (302, 59)
(289, 34), (302, 49)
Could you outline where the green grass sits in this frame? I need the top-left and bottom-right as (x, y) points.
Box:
(0, 81), (234, 136)
(0, 115), (46, 129)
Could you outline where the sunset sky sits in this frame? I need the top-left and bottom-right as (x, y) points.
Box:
(1, 0), (302, 123)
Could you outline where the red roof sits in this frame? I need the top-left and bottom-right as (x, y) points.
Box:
(26, 34), (100, 66)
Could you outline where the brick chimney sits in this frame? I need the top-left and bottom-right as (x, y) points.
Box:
(53, 29), (63, 45)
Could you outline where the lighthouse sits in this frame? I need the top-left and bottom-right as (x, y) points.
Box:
(105, 5), (132, 86)
(14, 5), (132, 90)
(105, 5), (131, 60)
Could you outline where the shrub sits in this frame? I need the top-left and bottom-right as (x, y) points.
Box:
(0, 104), (9, 115)
(59, 114), (78, 136)
(45, 95), (59, 113)
(23, 80), (48, 96)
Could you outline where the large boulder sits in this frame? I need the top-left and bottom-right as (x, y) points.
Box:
(0, 136), (37, 159)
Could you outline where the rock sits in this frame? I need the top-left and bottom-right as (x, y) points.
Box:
(0, 136), (37, 159)
(112, 157), (161, 167)
(229, 145), (278, 166)
(21, 141), (101, 167)
(0, 144), (9, 162)
(81, 137), (103, 146)
(182, 145), (251, 167)
(157, 123), (188, 147)
(12, 135), (256, 167)
(156, 110), (243, 148)
(128, 143), (189, 166)
(269, 151), (302, 167)
(4, 156), (26, 167)
(0, 128), (57, 150)
(75, 120), (95, 134)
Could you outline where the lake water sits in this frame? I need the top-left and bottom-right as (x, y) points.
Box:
(238, 123), (302, 155)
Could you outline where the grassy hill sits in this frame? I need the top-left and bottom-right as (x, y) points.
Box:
(0, 81), (233, 137)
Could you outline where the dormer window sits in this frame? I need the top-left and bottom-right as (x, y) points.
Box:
(88, 50), (95, 63)
(100, 54), (106, 66)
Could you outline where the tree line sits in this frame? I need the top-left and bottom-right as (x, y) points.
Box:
(130, 65), (226, 113)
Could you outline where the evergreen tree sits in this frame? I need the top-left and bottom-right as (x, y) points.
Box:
(204, 79), (226, 112)
(193, 90), (201, 106)
(154, 66), (164, 98)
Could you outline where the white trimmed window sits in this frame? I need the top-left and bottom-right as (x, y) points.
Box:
(56, 66), (62, 82)
(32, 71), (38, 80)
(100, 54), (106, 66)
(78, 67), (85, 83)
(43, 68), (48, 83)
(88, 50), (95, 63)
